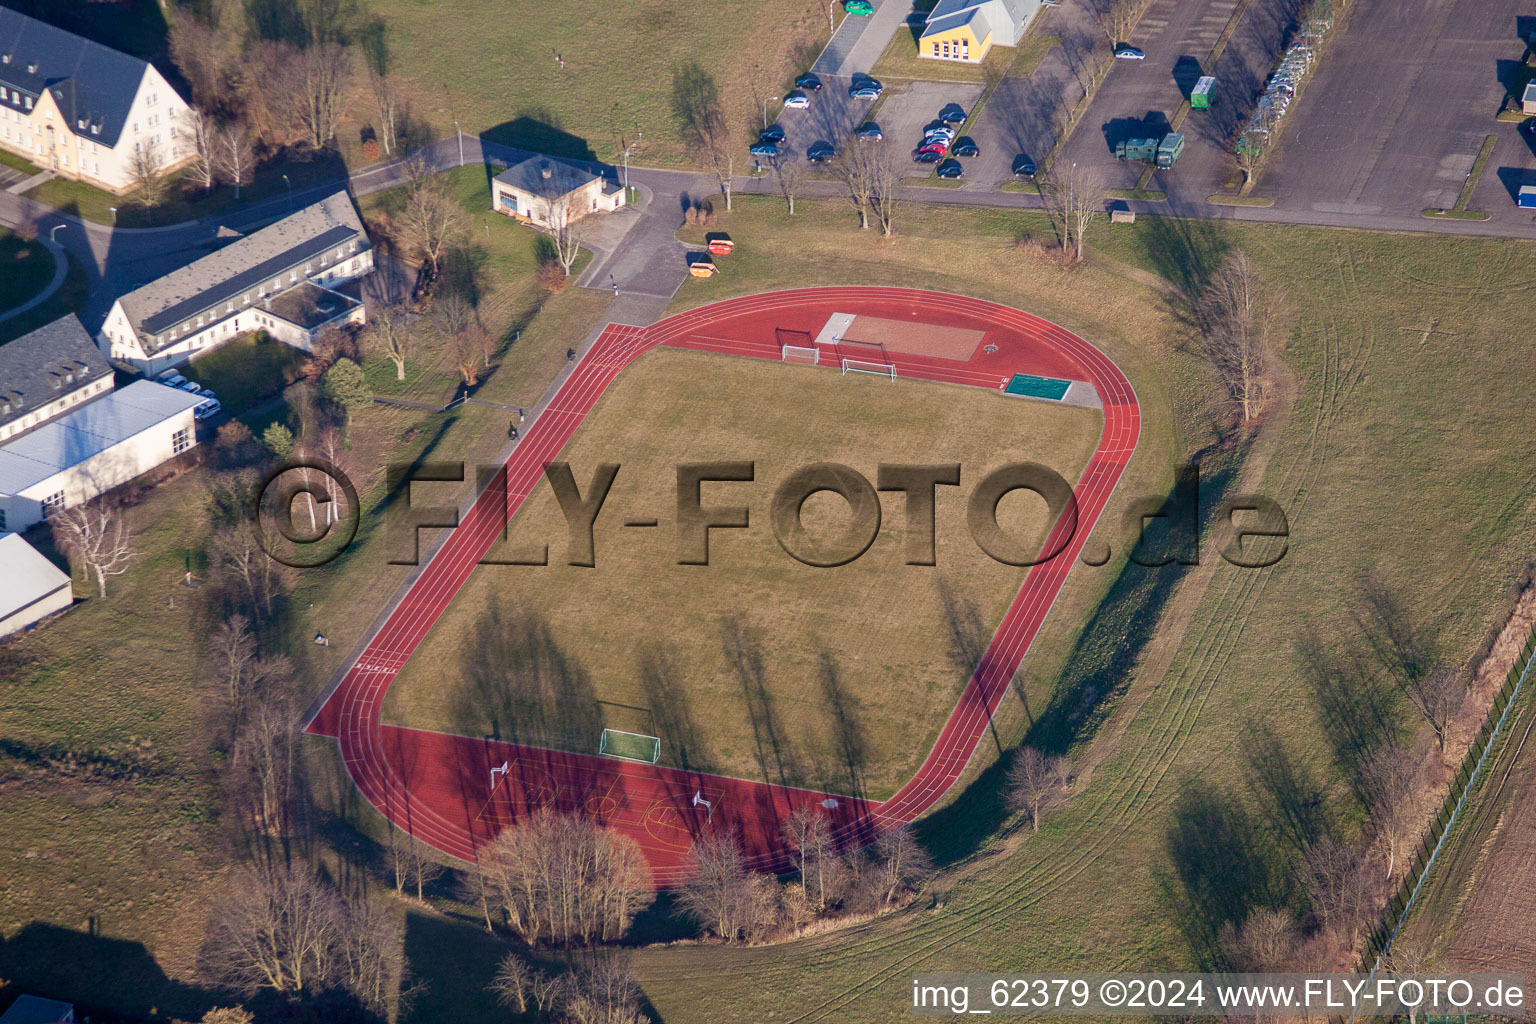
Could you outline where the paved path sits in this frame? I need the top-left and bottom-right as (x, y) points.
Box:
(813, 0), (909, 77)
(304, 286), (1141, 885)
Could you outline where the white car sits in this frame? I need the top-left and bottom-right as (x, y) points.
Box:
(783, 90), (811, 109)
(194, 398), (222, 420)
(1114, 45), (1146, 60)
(157, 371), (188, 388)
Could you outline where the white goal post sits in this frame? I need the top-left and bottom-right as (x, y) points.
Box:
(781, 344), (820, 365)
(841, 357), (896, 380)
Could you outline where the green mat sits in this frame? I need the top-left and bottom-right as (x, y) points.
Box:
(1004, 373), (1072, 400)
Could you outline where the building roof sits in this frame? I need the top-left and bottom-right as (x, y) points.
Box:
(0, 314), (112, 431)
(494, 156), (601, 198)
(0, 993), (75, 1024)
(116, 191), (369, 349)
(1524, 80), (1536, 103)
(0, 7), (158, 148)
(921, 0), (1035, 41)
(0, 533), (71, 621)
(0, 379), (201, 496)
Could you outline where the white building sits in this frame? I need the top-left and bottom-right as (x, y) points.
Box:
(0, 7), (193, 193)
(0, 314), (114, 444)
(492, 156), (626, 228)
(99, 191), (373, 374)
(0, 380), (202, 532)
(0, 532), (72, 638)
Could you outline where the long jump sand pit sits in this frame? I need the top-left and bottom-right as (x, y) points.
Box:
(841, 314), (988, 361)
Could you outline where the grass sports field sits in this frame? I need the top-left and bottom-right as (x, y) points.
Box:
(382, 345), (1102, 799)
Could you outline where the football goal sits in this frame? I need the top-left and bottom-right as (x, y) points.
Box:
(781, 345), (819, 365)
(841, 357), (897, 380)
(600, 728), (662, 764)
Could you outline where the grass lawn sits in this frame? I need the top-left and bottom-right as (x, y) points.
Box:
(371, 0), (840, 166)
(872, 26), (1059, 83)
(26, 151), (352, 228)
(0, 230), (57, 315)
(0, 149), (40, 175)
(0, 248), (89, 345)
(182, 333), (308, 413)
(383, 346), (1103, 798)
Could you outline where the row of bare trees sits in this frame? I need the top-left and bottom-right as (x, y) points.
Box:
(677, 819), (932, 944)
(199, 863), (411, 1016)
(492, 954), (651, 1024)
(473, 808), (656, 945)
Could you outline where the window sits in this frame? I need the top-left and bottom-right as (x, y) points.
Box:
(0, 508), (6, 531)
(41, 490), (66, 513)
(942, 40), (950, 57)
(133, 121), (138, 133)
(962, 40), (969, 58)
(171, 426), (192, 455)
(23, 97), (30, 110)
(932, 42), (940, 55)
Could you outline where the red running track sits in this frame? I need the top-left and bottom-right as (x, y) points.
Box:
(305, 288), (1140, 888)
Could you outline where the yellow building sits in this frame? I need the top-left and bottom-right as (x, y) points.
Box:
(919, 0), (1041, 63)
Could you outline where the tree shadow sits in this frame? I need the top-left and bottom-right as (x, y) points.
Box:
(721, 616), (800, 788)
(1240, 720), (1331, 857)
(1158, 781), (1289, 967)
(1296, 631), (1403, 806)
(454, 596), (602, 752)
(482, 116), (600, 164)
(817, 650), (868, 801)
(637, 645), (710, 772)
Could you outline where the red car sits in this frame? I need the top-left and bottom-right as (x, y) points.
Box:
(916, 141), (947, 158)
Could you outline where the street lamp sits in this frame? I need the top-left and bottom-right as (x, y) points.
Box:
(620, 130), (642, 193)
(454, 119), (464, 167)
(282, 174), (292, 213)
(108, 205), (117, 224)
(49, 223), (63, 243)
(763, 97), (773, 129)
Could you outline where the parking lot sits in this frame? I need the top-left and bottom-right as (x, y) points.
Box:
(873, 80), (986, 176)
(1265, 0), (1525, 221)
(1053, 0), (1265, 202)
(766, 76), (873, 165)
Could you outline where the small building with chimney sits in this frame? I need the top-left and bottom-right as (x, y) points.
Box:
(491, 156), (626, 228)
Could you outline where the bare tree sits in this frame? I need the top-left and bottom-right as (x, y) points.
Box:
(834, 142), (883, 230)
(168, 6), (244, 114)
(567, 957), (651, 1024)
(873, 825), (933, 906)
(1098, 0), (1140, 44)
(780, 807), (834, 909)
(235, 686), (297, 834)
(360, 305), (416, 381)
(1218, 907), (1298, 971)
(677, 831), (775, 941)
(1195, 250), (1277, 422)
(541, 187), (585, 275)
(672, 63), (736, 211)
(490, 952), (534, 1013)
(1399, 669), (1462, 753)
(479, 808), (654, 945)
(127, 142), (171, 210)
(198, 1009), (255, 1024)
(211, 520), (289, 618)
(185, 107), (218, 191)
(1360, 741), (1418, 881)
(367, 68), (405, 157)
(210, 613), (258, 710)
(771, 153), (804, 215)
(397, 159), (470, 283)
(216, 122), (256, 199)
(50, 499), (134, 598)
(1006, 746), (1069, 831)
(1041, 161), (1107, 262)
(1303, 835), (1373, 945)
(201, 863), (409, 1015)
(289, 42), (352, 150)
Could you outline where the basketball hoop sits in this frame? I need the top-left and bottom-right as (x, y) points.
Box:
(693, 790), (714, 823)
(490, 761), (510, 791)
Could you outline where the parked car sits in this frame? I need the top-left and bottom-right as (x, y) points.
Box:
(936, 159), (965, 179)
(807, 141), (836, 162)
(795, 72), (823, 91)
(849, 84), (881, 99)
(939, 103), (967, 124)
(157, 371), (188, 388)
(1012, 154), (1038, 178)
(1114, 44), (1146, 60)
(196, 386), (217, 400)
(845, 0), (874, 14)
(178, 380), (203, 394)
(913, 149), (943, 163)
(922, 127), (955, 145)
(749, 142), (781, 157)
(951, 137), (979, 157)
(194, 398), (222, 421)
(916, 141), (948, 157)
(856, 122), (884, 140)
(783, 90), (811, 109)
(759, 124), (787, 143)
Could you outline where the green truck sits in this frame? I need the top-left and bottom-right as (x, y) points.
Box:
(1114, 132), (1185, 169)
